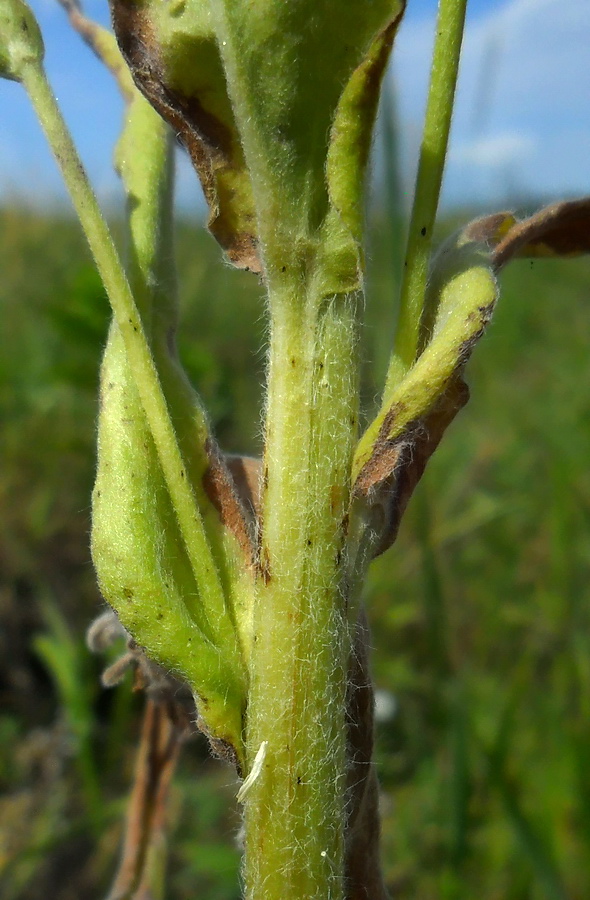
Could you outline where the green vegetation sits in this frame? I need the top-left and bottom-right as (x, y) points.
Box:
(1, 204), (589, 898)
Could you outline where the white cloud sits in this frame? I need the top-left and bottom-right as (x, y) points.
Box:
(490, 0), (579, 32)
(451, 133), (536, 169)
(390, 0), (590, 206)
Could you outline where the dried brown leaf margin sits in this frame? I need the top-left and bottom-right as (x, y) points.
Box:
(355, 198), (590, 559)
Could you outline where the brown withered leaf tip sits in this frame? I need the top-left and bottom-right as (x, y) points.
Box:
(464, 198), (590, 270)
(494, 198), (590, 268)
(462, 211), (515, 248)
(353, 377), (469, 558)
(110, 0), (261, 273)
(87, 609), (196, 707)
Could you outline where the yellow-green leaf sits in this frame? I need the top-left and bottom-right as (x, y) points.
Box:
(353, 233), (498, 488)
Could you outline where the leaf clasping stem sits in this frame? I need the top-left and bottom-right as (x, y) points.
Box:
(19, 60), (232, 644)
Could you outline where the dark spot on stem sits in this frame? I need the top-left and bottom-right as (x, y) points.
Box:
(260, 544), (272, 584)
(420, 226), (427, 237)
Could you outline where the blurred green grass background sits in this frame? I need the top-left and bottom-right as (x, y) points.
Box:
(0, 199), (589, 900)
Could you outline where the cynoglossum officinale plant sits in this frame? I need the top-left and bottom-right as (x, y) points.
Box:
(2, 0), (589, 897)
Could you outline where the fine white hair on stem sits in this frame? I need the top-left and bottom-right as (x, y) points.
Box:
(237, 741), (268, 803)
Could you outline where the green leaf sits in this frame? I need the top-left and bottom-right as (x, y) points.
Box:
(353, 232), (498, 487)
(209, 0), (405, 278)
(92, 326), (247, 761)
(109, 0), (405, 286)
(319, 12), (405, 299)
(92, 92), (254, 767)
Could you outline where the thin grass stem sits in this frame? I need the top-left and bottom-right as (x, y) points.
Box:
(386, 0), (468, 395)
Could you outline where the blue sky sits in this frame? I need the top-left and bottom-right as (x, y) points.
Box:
(394, 0), (590, 208)
(0, 0), (588, 212)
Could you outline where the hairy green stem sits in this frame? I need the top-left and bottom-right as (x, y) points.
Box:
(242, 273), (360, 900)
(20, 61), (230, 636)
(387, 0), (467, 392)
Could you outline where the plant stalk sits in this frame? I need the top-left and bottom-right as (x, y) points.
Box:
(387, 0), (468, 391)
(242, 272), (360, 900)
